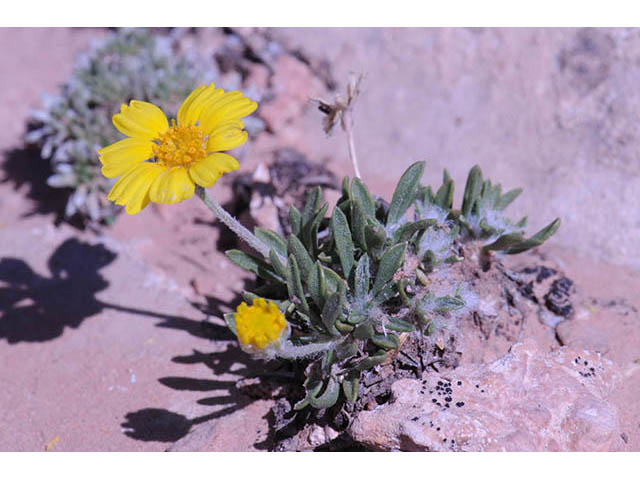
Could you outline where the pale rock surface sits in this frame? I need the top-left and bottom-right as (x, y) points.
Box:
(168, 399), (274, 452)
(349, 340), (624, 451)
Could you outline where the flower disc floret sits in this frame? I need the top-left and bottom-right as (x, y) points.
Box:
(234, 298), (288, 351)
(97, 83), (257, 214)
(152, 120), (207, 168)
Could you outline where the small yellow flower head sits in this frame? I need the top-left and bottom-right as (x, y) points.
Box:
(98, 84), (258, 214)
(234, 298), (289, 353)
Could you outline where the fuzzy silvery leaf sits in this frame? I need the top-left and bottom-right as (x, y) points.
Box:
(321, 291), (343, 337)
(462, 165), (483, 217)
(322, 265), (343, 295)
(255, 228), (287, 258)
(373, 282), (397, 304)
(287, 235), (314, 281)
(387, 161), (425, 226)
(286, 254), (309, 313)
(356, 351), (388, 371)
(269, 249), (288, 278)
(433, 169), (454, 209)
(351, 177), (376, 218)
(353, 253), (370, 301)
(302, 202), (328, 254)
(331, 206), (355, 278)
(308, 261), (327, 309)
(341, 371), (360, 404)
(309, 376), (340, 409)
(371, 333), (399, 350)
(496, 188), (523, 211)
(432, 295), (465, 312)
(302, 186), (323, 226)
(350, 200), (368, 250)
(223, 312), (237, 335)
(393, 218), (437, 244)
(353, 323), (374, 340)
(385, 316), (416, 333)
(372, 242), (406, 295)
(364, 221), (386, 258)
(503, 218), (561, 254)
(289, 205), (302, 236)
(226, 250), (285, 283)
(482, 233), (525, 253)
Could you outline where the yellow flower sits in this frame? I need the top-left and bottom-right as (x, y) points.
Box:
(234, 298), (288, 351)
(98, 84), (257, 214)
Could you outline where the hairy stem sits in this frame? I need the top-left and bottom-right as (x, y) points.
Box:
(195, 186), (271, 258)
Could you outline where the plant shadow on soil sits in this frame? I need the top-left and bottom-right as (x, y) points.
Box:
(0, 236), (238, 344)
(122, 292), (290, 448)
(0, 234), (277, 446)
(1, 146), (81, 227)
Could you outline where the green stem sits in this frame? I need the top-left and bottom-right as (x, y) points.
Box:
(195, 186), (271, 259)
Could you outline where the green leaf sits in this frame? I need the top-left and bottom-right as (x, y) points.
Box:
(434, 169), (454, 210)
(331, 206), (355, 277)
(302, 202), (328, 254)
(288, 235), (314, 281)
(341, 371), (360, 404)
(254, 227), (287, 258)
(504, 218), (561, 254)
(353, 253), (370, 300)
(365, 221), (386, 255)
(347, 311), (366, 325)
(385, 317), (416, 333)
(336, 342), (359, 360)
(335, 320), (355, 334)
(387, 161), (425, 225)
(393, 218), (437, 244)
(226, 250), (284, 283)
(350, 200), (368, 250)
(461, 165), (483, 217)
(310, 376), (340, 409)
(372, 242), (406, 295)
(482, 233), (525, 252)
(354, 323), (374, 340)
(307, 261), (327, 309)
(496, 188), (523, 211)
(294, 378), (323, 411)
(432, 295), (465, 312)
(371, 333), (399, 350)
(289, 205), (302, 236)
(322, 265), (343, 295)
(223, 312), (237, 335)
(321, 291), (343, 336)
(351, 177), (376, 218)
(286, 254), (309, 313)
(341, 175), (350, 198)
(302, 186), (323, 226)
(356, 351), (388, 371)
(373, 282), (397, 304)
(421, 249), (437, 273)
(269, 249), (288, 278)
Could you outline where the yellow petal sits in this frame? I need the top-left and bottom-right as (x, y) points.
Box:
(113, 100), (169, 140)
(188, 153), (240, 188)
(177, 84), (226, 127)
(107, 163), (164, 215)
(148, 166), (196, 204)
(198, 91), (257, 135)
(98, 138), (153, 178)
(206, 120), (248, 152)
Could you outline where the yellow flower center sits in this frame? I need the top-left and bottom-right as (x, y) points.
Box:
(152, 120), (207, 168)
(234, 298), (288, 350)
